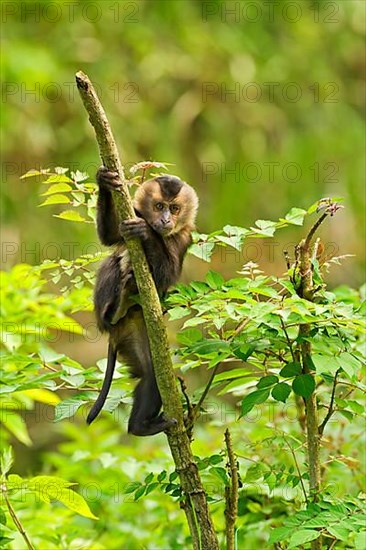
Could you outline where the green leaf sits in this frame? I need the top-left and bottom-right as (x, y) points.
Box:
(183, 317), (206, 328)
(56, 487), (98, 519)
(28, 475), (74, 491)
(272, 382), (291, 403)
(355, 531), (366, 550)
(257, 375), (278, 388)
(71, 170), (89, 182)
(54, 397), (86, 422)
(0, 507), (6, 525)
(284, 207), (307, 226)
(20, 168), (49, 179)
(268, 526), (296, 544)
(60, 373), (85, 388)
(312, 354), (339, 375)
(99, 453), (117, 469)
(327, 525), (350, 541)
(189, 242), (214, 262)
(252, 227), (276, 237)
(176, 328), (203, 346)
(124, 482), (141, 494)
(336, 352), (361, 378)
(42, 174), (72, 184)
(7, 474), (24, 488)
(145, 482), (159, 495)
(233, 344), (255, 361)
(210, 467), (228, 484)
(134, 486), (146, 500)
(39, 194), (70, 206)
(346, 400), (364, 415)
(288, 529), (320, 548)
(209, 455), (223, 465)
(245, 463), (264, 482)
(190, 281), (209, 293)
(0, 447), (13, 476)
(54, 210), (87, 222)
(223, 224), (248, 240)
(191, 339), (230, 356)
(2, 413), (32, 446)
(241, 389), (270, 415)
(255, 219), (277, 230)
(205, 270), (224, 289)
(216, 235), (243, 250)
(41, 183), (72, 195)
(144, 473), (154, 484)
(280, 362), (302, 377)
(168, 306), (189, 320)
(214, 368), (252, 382)
(157, 471), (167, 482)
(292, 374), (316, 399)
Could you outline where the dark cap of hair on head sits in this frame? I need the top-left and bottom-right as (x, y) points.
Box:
(155, 175), (184, 199)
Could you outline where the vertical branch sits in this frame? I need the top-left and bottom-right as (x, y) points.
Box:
(294, 202), (341, 550)
(2, 483), (35, 550)
(224, 428), (239, 550)
(76, 71), (219, 550)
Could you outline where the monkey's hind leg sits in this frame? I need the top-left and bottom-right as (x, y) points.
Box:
(128, 374), (176, 436)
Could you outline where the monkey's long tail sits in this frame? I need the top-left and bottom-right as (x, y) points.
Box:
(87, 344), (117, 425)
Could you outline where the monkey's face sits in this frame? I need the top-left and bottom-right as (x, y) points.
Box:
(134, 176), (198, 237)
(150, 200), (181, 236)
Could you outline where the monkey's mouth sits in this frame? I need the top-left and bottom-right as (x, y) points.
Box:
(154, 223), (174, 236)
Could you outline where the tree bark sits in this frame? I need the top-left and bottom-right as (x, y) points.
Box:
(76, 71), (219, 550)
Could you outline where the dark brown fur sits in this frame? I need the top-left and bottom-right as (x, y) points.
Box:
(87, 167), (198, 435)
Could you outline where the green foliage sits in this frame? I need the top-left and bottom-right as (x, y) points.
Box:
(21, 167), (96, 224)
(269, 497), (366, 548)
(1, 176), (365, 548)
(2, 2), (365, 545)
(0, 447), (97, 549)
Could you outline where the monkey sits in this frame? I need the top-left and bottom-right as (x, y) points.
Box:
(87, 167), (198, 436)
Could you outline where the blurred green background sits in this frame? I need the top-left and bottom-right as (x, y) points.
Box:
(0, 3), (365, 547)
(1, 0), (365, 286)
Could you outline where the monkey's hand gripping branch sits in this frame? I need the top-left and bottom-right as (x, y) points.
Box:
(75, 71), (219, 550)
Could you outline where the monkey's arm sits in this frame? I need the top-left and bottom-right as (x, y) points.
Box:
(96, 167), (122, 246)
(120, 219), (174, 289)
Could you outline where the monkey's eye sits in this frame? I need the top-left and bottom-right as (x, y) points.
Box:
(170, 204), (180, 214)
(155, 202), (164, 210)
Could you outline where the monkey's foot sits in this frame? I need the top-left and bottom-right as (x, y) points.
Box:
(128, 414), (177, 436)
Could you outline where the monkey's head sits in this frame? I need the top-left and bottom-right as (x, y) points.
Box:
(134, 175), (198, 236)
